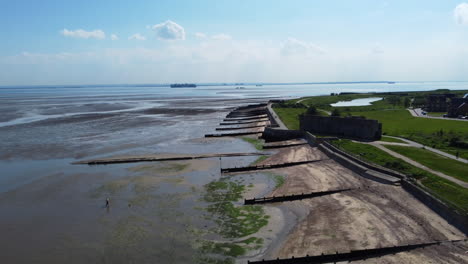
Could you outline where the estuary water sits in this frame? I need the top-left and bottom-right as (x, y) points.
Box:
(330, 97), (383, 107)
(0, 81), (467, 263)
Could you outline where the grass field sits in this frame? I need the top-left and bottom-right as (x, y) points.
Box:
(380, 136), (407, 144)
(271, 107), (306, 130)
(332, 139), (468, 213)
(427, 112), (446, 117)
(349, 109), (468, 135)
(272, 92), (468, 159)
(384, 145), (468, 182)
(348, 109), (468, 159)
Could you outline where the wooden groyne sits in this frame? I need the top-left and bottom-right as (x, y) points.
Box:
(244, 188), (353, 205)
(226, 111), (267, 118)
(223, 115), (268, 122)
(219, 119), (269, 125)
(221, 159), (325, 173)
(263, 142), (308, 149)
(248, 239), (467, 264)
(215, 125), (266, 131)
(73, 152), (267, 165)
(205, 131), (262, 138)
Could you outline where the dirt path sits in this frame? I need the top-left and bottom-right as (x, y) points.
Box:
(368, 142), (468, 188)
(267, 103), (287, 129)
(408, 108), (468, 122)
(253, 143), (467, 263)
(380, 135), (468, 164)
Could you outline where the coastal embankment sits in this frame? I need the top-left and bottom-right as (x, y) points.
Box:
(234, 103), (468, 263)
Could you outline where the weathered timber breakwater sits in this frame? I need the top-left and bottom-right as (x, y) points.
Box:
(244, 188), (353, 205)
(223, 115), (269, 122)
(220, 119), (270, 125)
(215, 124), (266, 131)
(73, 152), (267, 165)
(221, 159), (326, 173)
(248, 239), (467, 264)
(263, 141), (308, 149)
(205, 131), (262, 137)
(205, 103), (271, 138)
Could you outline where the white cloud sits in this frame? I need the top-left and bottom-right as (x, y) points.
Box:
(211, 34), (232, 40)
(152, 20), (185, 40)
(128, 33), (146, 41)
(111, 34), (119, 40)
(194, 32), (207, 39)
(3, 35), (468, 85)
(60, 29), (106, 39)
(281, 38), (325, 56)
(454, 3), (468, 25)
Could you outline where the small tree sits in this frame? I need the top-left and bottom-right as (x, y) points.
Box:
(404, 97), (411, 108)
(386, 95), (401, 106)
(331, 108), (341, 117)
(306, 106), (318, 115)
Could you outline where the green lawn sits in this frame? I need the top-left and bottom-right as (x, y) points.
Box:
(349, 109), (468, 159)
(271, 107), (306, 130)
(384, 145), (468, 183)
(332, 139), (468, 213)
(427, 112), (446, 117)
(380, 136), (407, 144)
(274, 103), (468, 159)
(349, 110), (468, 135)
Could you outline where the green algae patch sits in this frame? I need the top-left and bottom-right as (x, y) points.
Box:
(250, 155), (268, 165)
(197, 178), (269, 262)
(265, 172), (285, 189)
(200, 237), (264, 258)
(241, 137), (264, 150)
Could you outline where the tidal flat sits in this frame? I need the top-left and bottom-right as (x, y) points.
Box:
(0, 91), (284, 263)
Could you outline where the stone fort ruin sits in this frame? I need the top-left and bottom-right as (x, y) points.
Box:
(300, 114), (382, 140)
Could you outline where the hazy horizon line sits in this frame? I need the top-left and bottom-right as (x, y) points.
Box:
(2, 80), (468, 89)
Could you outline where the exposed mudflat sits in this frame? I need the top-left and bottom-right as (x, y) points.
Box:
(252, 144), (468, 263)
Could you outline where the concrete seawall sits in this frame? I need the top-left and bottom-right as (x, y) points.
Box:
(266, 102), (468, 236)
(401, 180), (468, 235)
(318, 141), (468, 236)
(318, 142), (401, 185)
(321, 141), (406, 180)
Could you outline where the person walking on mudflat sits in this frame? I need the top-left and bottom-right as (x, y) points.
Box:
(105, 198), (110, 208)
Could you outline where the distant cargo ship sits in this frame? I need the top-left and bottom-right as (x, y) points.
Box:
(170, 83), (197, 88)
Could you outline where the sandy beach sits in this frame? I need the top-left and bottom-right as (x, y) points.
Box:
(247, 143), (467, 263)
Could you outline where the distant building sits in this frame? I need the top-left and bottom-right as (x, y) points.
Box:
(425, 94), (455, 112)
(300, 115), (382, 140)
(448, 94), (468, 117)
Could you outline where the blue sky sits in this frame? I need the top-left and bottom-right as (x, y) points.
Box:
(1, 0), (468, 85)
